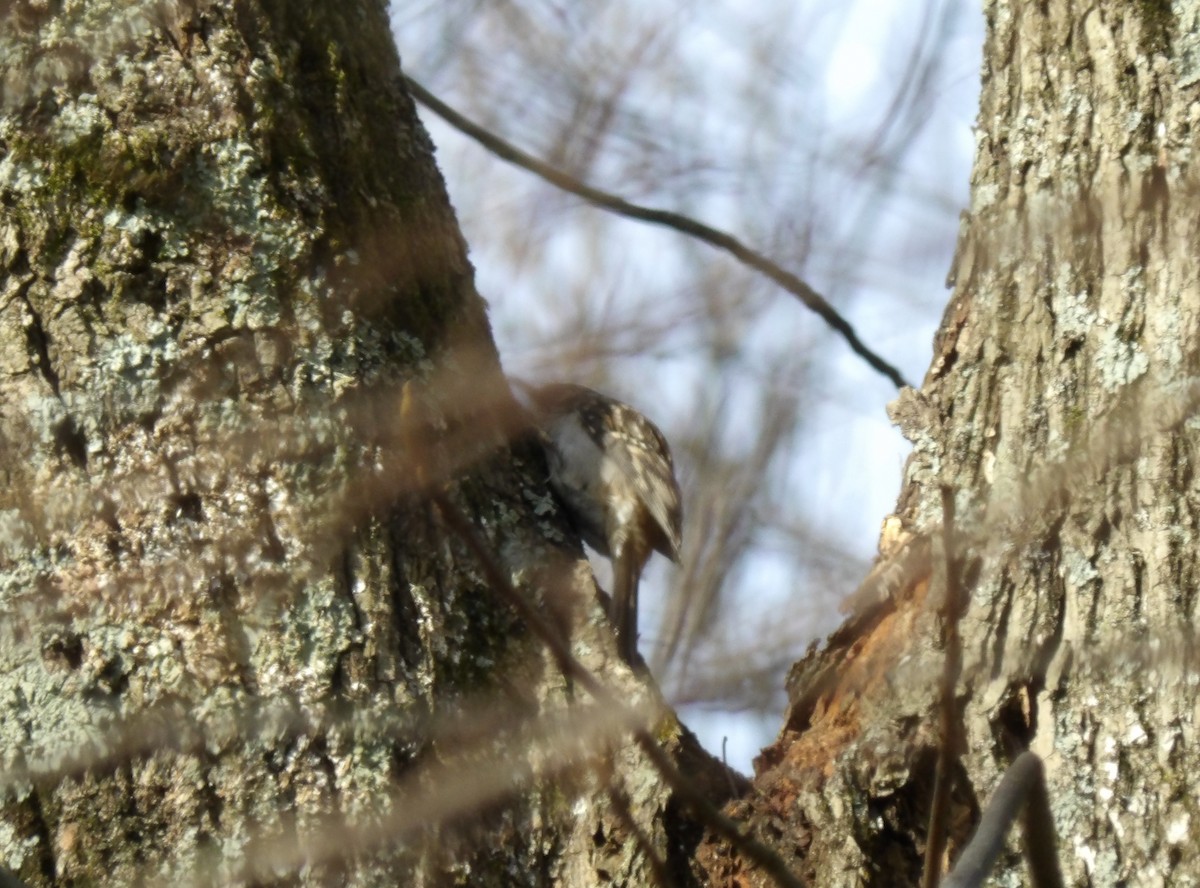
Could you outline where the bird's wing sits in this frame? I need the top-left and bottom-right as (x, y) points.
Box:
(601, 410), (683, 561)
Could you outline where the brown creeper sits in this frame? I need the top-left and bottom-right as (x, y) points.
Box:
(524, 382), (683, 664)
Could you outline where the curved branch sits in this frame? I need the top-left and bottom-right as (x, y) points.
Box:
(405, 76), (911, 390)
(942, 752), (1063, 888)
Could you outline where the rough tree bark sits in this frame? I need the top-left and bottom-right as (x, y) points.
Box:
(706, 2), (1200, 886)
(0, 3), (731, 886)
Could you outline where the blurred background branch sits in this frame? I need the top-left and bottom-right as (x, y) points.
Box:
(396, 0), (981, 769)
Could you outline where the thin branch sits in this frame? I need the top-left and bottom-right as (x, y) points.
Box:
(923, 485), (965, 888)
(404, 75), (911, 390)
(942, 752), (1063, 888)
(606, 780), (672, 888)
(1020, 756), (1066, 888)
(429, 491), (807, 888)
(207, 701), (652, 888)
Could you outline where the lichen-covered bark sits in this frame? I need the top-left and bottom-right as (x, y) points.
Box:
(710, 2), (1200, 886)
(0, 3), (716, 886)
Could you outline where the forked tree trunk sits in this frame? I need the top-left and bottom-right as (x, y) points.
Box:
(0, 3), (728, 886)
(713, 2), (1200, 886)
(11, 2), (1195, 887)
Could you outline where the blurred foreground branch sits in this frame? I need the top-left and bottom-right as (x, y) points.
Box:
(430, 489), (807, 888)
(922, 487), (966, 887)
(943, 752), (1063, 888)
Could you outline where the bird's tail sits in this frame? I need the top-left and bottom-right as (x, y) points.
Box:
(611, 549), (642, 665)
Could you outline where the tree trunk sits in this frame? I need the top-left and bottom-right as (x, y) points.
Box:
(0, 3), (728, 885)
(711, 2), (1200, 886)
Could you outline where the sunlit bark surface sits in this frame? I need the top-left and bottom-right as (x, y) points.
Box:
(714, 3), (1200, 886)
(0, 3), (730, 886)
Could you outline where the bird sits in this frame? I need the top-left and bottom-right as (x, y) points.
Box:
(521, 382), (683, 665)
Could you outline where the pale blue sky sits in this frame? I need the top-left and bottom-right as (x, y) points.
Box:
(395, 0), (985, 772)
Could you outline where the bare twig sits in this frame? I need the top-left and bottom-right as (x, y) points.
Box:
(942, 752), (1063, 888)
(1020, 755), (1066, 888)
(922, 486), (965, 888)
(404, 75), (910, 390)
(430, 491), (806, 888)
(205, 701), (653, 888)
(606, 781), (672, 888)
